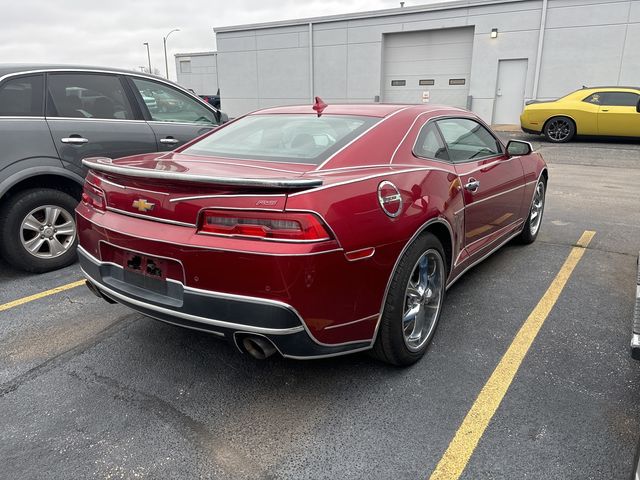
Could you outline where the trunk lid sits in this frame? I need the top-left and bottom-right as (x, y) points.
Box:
(84, 152), (321, 225)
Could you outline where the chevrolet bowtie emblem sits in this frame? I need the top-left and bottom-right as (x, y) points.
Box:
(132, 199), (155, 212)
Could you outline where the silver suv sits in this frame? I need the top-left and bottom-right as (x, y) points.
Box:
(0, 65), (227, 272)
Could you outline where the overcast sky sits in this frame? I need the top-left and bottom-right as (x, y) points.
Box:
(0, 0), (418, 80)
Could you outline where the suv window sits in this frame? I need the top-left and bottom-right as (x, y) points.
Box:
(414, 122), (449, 161)
(435, 118), (501, 162)
(131, 78), (218, 125)
(47, 73), (135, 120)
(584, 91), (640, 106)
(0, 74), (44, 116)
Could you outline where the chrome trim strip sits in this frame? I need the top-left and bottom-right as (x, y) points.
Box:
(83, 271), (305, 336)
(95, 175), (171, 195)
(315, 106), (414, 170)
(47, 117), (147, 124)
(370, 217), (456, 347)
(324, 314), (378, 331)
(466, 183), (528, 208)
(197, 230), (331, 244)
(170, 193), (285, 203)
(83, 158), (323, 189)
(316, 163), (421, 175)
(0, 115), (45, 120)
(283, 345), (372, 360)
(106, 207), (196, 227)
(288, 167), (450, 198)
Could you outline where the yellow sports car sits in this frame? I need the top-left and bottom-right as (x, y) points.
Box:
(520, 87), (640, 142)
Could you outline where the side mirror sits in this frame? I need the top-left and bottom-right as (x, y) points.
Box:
(219, 112), (229, 124)
(506, 140), (533, 156)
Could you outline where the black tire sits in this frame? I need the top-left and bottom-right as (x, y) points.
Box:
(518, 178), (546, 244)
(0, 188), (79, 273)
(543, 116), (575, 143)
(373, 232), (447, 366)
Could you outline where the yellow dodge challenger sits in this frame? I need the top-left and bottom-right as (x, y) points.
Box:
(520, 87), (640, 142)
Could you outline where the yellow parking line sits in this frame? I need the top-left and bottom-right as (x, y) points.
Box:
(429, 230), (596, 480)
(0, 280), (85, 313)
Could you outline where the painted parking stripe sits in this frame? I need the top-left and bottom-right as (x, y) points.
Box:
(429, 230), (596, 480)
(0, 280), (85, 313)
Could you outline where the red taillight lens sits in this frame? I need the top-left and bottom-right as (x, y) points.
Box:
(199, 209), (332, 241)
(81, 183), (106, 211)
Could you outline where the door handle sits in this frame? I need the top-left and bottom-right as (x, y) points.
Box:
(61, 137), (89, 144)
(601, 109), (609, 112)
(160, 137), (180, 144)
(464, 178), (480, 192)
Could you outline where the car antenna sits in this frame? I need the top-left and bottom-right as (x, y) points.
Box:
(312, 96), (327, 117)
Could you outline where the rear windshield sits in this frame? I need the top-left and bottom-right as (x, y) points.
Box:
(182, 114), (379, 164)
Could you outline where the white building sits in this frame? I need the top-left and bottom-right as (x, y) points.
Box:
(185, 0), (639, 123)
(174, 51), (219, 95)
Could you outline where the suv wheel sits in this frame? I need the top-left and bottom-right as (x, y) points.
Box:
(0, 188), (79, 273)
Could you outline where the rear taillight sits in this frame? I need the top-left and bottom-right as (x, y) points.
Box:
(81, 183), (106, 211)
(199, 209), (332, 242)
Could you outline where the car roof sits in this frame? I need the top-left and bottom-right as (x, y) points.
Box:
(0, 63), (171, 84)
(253, 103), (468, 118)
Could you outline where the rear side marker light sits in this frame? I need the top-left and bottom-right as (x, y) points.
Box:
(81, 183), (106, 211)
(345, 247), (375, 261)
(199, 209), (332, 242)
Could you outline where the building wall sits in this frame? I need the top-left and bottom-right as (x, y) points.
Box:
(213, 0), (639, 122)
(174, 53), (219, 96)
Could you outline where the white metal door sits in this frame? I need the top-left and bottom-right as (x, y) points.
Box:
(382, 27), (474, 107)
(493, 59), (528, 124)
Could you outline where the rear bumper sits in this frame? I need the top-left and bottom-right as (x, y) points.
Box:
(79, 246), (371, 359)
(521, 126), (541, 135)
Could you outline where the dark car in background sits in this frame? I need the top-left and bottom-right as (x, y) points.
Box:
(199, 93), (220, 110)
(0, 64), (228, 273)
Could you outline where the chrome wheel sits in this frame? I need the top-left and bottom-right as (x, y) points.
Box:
(529, 181), (545, 236)
(546, 118), (572, 142)
(20, 205), (76, 259)
(402, 249), (444, 352)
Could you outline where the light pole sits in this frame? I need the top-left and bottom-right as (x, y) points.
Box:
(143, 42), (152, 74)
(163, 28), (180, 79)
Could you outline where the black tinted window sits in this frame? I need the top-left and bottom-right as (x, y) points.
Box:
(599, 92), (640, 107)
(131, 78), (218, 125)
(414, 122), (449, 161)
(0, 75), (44, 116)
(47, 73), (135, 120)
(436, 118), (501, 162)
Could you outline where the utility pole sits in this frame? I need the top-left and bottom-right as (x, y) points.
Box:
(163, 28), (180, 79)
(143, 42), (152, 74)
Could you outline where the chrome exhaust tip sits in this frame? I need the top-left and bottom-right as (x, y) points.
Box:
(242, 336), (277, 360)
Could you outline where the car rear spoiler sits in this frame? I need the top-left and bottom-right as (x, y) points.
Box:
(82, 157), (323, 189)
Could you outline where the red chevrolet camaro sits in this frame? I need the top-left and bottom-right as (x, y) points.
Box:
(77, 102), (547, 365)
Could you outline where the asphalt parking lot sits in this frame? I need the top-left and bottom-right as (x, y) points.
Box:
(1, 133), (640, 479)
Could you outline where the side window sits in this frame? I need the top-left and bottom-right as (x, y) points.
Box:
(598, 92), (640, 107)
(583, 93), (601, 105)
(130, 78), (218, 125)
(436, 118), (502, 162)
(414, 122), (449, 161)
(47, 73), (135, 120)
(0, 74), (44, 116)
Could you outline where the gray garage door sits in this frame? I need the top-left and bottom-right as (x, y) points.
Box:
(382, 27), (474, 107)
